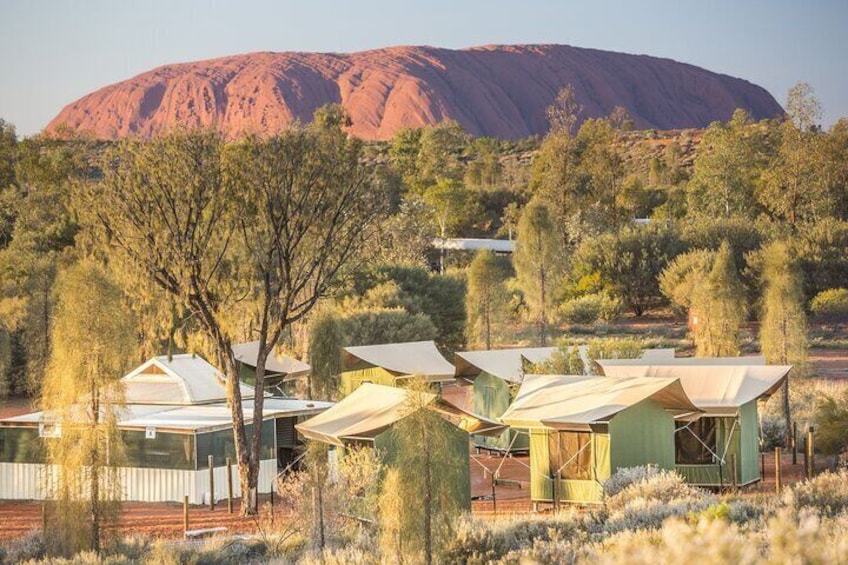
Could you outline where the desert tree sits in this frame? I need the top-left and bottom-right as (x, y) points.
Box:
(41, 259), (137, 555)
(306, 307), (344, 399)
(381, 378), (467, 565)
(513, 198), (563, 346)
(222, 118), (384, 511)
(465, 249), (510, 348)
(691, 241), (747, 356)
(759, 240), (807, 432)
(659, 248), (717, 315)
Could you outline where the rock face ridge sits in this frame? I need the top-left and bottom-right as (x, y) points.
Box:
(48, 44), (783, 140)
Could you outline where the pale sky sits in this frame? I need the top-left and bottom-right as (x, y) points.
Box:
(1, 0), (846, 136)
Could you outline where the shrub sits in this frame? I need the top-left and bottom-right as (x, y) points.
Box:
(604, 467), (705, 511)
(816, 391), (848, 456)
(2, 530), (46, 563)
(760, 416), (787, 450)
(603, 465), (662, 498)
(782, 470), (848, 517)
(560, 293), (623, 325)
(810, 288), (848, 321)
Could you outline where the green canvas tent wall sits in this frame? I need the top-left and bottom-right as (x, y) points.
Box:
(233, 340), (311, 395)
(296, 382), (504, 510)
(454, 347), (556, 453)
(501, 374), (699, 505)
(598, 360), (789, 487)
(339, 340), (455, 395)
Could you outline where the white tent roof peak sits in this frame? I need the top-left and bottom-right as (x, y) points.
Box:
(597, 363), (790, 415)
(501, 374), (699, 431)
(233, 341), (311, 380)
(121, 354), (254, 406)
(295, 382), (504, 446)
(342, 341), (454, 379)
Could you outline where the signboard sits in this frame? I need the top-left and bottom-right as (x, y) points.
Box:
(145, 427), (157, 439)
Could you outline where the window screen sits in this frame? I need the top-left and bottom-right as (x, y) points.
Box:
(548, 431), (592, 480)
(675, 417), (718, 465)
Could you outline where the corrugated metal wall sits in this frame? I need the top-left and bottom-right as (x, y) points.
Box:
(0, 459), (277, 505)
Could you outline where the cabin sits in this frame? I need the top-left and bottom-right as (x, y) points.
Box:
(454, 347), (557, 453)
(339, 340), (455, 395)
(296, 382), (504, 510)
(233, 340), (311, 395)
(454, 347), (677, 454)
(598, 359), (790, 487)
(0, 354), (331, 504)
(501, 374), (699, 505)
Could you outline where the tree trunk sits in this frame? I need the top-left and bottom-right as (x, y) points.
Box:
(246, 338), (270, 516)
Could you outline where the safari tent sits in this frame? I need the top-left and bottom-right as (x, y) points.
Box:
(296, 382), (504, 509)
(0, 354), (331, 503)
(233, 340), (311, 394)
(339, 340), (455, 395)
(598, 360), (790, 487)
(454, 347), (556, 452)
(501, 374), (699, 505)
(454, 347), (678, 453)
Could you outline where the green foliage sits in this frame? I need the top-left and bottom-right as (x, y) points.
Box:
(307, 308), (344, 399)
(691, 242), (747, 357)
(659, 249), (716, 312)
(810, 288), (848, 321)
(341, 309), (437, 346)
(513, 199), (563, 345)
(815, 392), (848, 456)
(782, 470), (848, 517)
(559, 292), (623, 325)
(465, 250), (511, 348)
(572, 225), (684, 315)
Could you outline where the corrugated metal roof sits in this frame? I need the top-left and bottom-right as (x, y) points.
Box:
(122, 354), (255, 405)
(431, 238), (515, 252)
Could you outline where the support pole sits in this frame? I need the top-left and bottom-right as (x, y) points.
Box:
(792, 421), (798, 465)
(491, 475), (497, 515)
(226, 457), (233, 514)
(761, 451), (765, 479)
(775, 447), (782, 494)
(208, 455), (215, 511)
(183, 495), (189, 538)
(731, 453), (738, 491)
(806, 429), (815, 479)
(41, 501), (47, 533)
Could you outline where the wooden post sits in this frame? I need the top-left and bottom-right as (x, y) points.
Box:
(791, 421), (798, 465)
(730, 453), (738, 491)
(41, 501), (47, 533)
(491, 475), (497, 515)
(774, 447), (782, 493)
(208, 454), (215, 511)
(807, 429), (815, 479)
(226, 457), (233, 514)
(761, 451), (765, 478)
(183, 495), (189, 538)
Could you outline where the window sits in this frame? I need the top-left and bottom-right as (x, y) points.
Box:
(0, 427), (45, 464)
(548, 431), (592, 480)
(196, 419), (275, 469)
(122, 430), (195, 470)
(675, 417), (718, 465)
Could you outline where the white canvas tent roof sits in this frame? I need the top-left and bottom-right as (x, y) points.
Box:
(597, 363), (790, 416)
(455, 347), (677, 384)
(599, 355), (765, 367)
(431, 238), (515, 253)
(296, 383), (504, 446)
(1, 398), (331, 434)
(501, 374), (700, 431)
(233, 341), (311, 381)
(342, 341), (455, 380)
(455, 347), (557, 383)
(122, 354), (255, 405)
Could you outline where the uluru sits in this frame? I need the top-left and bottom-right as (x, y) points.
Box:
(47, 44), (784, 140)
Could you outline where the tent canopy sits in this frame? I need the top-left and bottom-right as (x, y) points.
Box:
(342, 341), (454, 379)
(122, 354), (255, 405)
(598, 363), (790, 415)
(455, 347), (557, 383)
(501, 374), (700, 431)
(296, 383), (504, 446)
(233, 341), (311, 380)
(599, 355), (765, 367)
